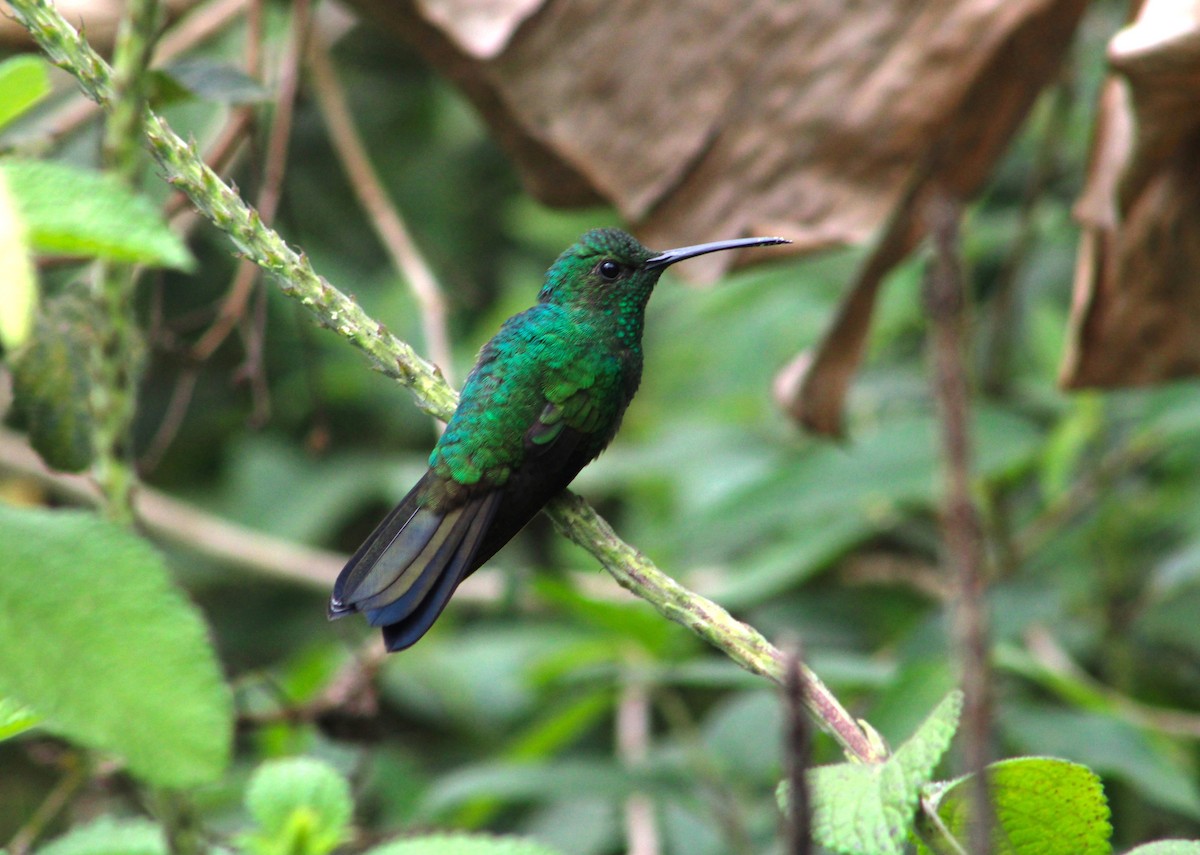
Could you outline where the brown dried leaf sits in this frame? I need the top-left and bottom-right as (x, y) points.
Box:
(356, 0), (1087, 256)
(343, 0), (1085, 431)
(1061, 0), (1200, 388)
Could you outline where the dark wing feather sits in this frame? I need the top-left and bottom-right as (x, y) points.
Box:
(329, 471), (441, 616)
(380, 489), (502, 651)
(329, 473), (501, 650)
(470, 418), (591, 570)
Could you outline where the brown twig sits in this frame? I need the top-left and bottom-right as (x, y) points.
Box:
(618, 663), (659, 855)
(782, 645), (812, 855)
(189, 0), (310, 362)
(924, 191), (993, 854)
(654, 690), (754, 854)
(1, 420), (516, 605)
(144, 0), (311, 468)
(138, 364), (200, 473)
(5, 755), (88, 855)
(1018, 626), (1200, 739)
(307, 36), (456, 389)
(238, 636), (387, 728)
(0, 423), (340, 585)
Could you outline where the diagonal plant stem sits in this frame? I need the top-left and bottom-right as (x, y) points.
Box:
(8, 0), (881, 764)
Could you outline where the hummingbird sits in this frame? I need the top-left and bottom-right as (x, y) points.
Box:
(329, 228), (789, 651)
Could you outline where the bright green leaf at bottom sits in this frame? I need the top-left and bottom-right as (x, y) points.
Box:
(917, 757), (1112, 855)
(364, 834), (567, 855)
(242, 758), (353, 855)
(33, 817), (167, 855)
(0, 506), (232, 787)
(782, 690), (963, 855)
(1124, 843), (1200, 855)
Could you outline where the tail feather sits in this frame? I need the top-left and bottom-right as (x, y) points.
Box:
(357, 504), (470, 617)
(380, 490), (501, 651)
(329, 473), (503, 651)
(330, 475), (440, 615)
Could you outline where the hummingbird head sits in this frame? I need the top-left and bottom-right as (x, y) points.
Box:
(538, 228), (789, 312)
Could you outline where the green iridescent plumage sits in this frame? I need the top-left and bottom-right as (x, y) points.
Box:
(329, 228), (787, 651)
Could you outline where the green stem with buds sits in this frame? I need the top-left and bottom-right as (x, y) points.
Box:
(88, 0), (159, 521)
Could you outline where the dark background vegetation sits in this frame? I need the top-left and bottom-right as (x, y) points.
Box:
(2, 0), (1200, 852)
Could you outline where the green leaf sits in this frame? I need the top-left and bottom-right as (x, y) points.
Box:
(917, 757), (1112, 855)
(0, 55), (51, 129)
(787, 690), (962, 855)
(0, 159), (193, 270)
(9, 292), (98, 472)
(1125, 843), (1200, 855)
(0, 696), (40, 741)
(380, 625), (601, 734)
(0, 506), (232, 787)
(163, 58), (272, 104)
(242, 757), (353, 855)
(34, 817), (167, 855)
(0, 167), (37, 350)
(1000, 704), (1200, 819)
(363, 834), (566, 855)
(423, 759), (647, 817)
(530, 576), (682, 653)
(684, 408), (1041, 606)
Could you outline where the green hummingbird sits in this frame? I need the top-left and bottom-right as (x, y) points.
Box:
(329, 228), (788, 650)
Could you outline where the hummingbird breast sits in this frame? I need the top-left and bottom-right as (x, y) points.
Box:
(428, 303), (640, 496)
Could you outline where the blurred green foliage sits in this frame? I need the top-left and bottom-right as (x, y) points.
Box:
(3, 1), (1200, 853)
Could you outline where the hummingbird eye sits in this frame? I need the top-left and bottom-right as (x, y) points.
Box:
(596, 260), (621, 281)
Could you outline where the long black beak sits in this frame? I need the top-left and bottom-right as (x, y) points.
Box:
(644, 236), (790, 270)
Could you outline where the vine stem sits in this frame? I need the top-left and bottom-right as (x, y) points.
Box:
(88, 0), (160, 521)
(8, 0), (881, 763)
(925, 191), (993, 853)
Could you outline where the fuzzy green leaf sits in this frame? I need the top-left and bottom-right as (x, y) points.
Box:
(242, 758), (353, 855)
(364, 834), (566, 855)
(790, 690), (963, 855)
(917, 757), (1112, 855)
(0, 159), (193, 270)
(0, 506), (232, 787)
(0, 167), (37, 350)
(34, 818), (167, 855)
(0, 55), (51, 129)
